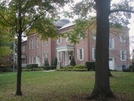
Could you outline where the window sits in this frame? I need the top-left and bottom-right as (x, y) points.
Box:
(46, 53), (48, 59)
(57, 52), (62, 62)
(119, 34), (126, 43)
(37, 38), (39, 48)
(120, 50), (126, 61)
(31, 56), (34, 64)
(77, 48), (84, 61)
(109, 38), (114, 49)
(32, 39), (34, 49)
(29, 56), (31, 64)
(42, 41), (45, 47)
(78, 34), (83, 40)
(66, 37), (70, 43)
(57, 37), (62, 44)
(42, 53), (45, 63)
(29, 40), (31, 49)
(46, 40), (48, 46)
(22, 45), (25, 52)
(91, 30), (96, 40)
(92, 48), (96, 60)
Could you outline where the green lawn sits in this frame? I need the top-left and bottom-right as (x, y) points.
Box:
(0, 71), (134, 101)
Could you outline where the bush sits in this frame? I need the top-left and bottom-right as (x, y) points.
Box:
(43, 66), (51, 70)
(26, 64), (38, 69)
(23, 67), (44, 71)
(85, 61), (95, 71)
(44, 58), (49, 66)
(0, 66), (12, 72)
(123, 66), (133, 72)
(51, 57), (57, 69)
(56, 64), (87, 71)
(70, 56), (76, 66)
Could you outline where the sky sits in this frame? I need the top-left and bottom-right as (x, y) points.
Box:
(62, 0), (134, 54)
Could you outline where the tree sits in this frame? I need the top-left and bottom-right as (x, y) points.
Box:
(66, 0), (134, 100)
(0, 0), (72, 95)
(70, 56), (76, 66)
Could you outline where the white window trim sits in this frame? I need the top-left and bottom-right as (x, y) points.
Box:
(46, 53), (48, 59)
(29, 40), (31, 50)
(37, 38), (39, 48)
(57, 37), (62, 45)
(57, 52), (62, 62)
(77, 48), (84, 61)
(42, 41), (45, 47)
(119, 34), (126, 43)
(31, 56), (34, 64)
(32, 39), (34, 49)
(42, 53), (44, 63)
(92, 48), (96, 60)
(46, 40), (48, 46)
(109, 38), (114, 50)
(120, 50), (126, 61)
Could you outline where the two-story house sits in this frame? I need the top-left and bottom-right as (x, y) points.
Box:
(22, 19), (130, 71)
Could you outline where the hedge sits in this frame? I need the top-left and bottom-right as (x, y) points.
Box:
(85, 61), (95, 71)
(26, 64), (38, 69)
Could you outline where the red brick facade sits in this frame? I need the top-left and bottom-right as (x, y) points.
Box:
(22, 23), (130, 71)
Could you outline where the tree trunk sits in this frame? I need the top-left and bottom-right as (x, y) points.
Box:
(15, 32), (22, 96)
(87, 0), (115, 100)
(15, 0), (22, 95)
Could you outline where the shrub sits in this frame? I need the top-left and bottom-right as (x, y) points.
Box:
(43, 66), (51, 70)
(70, 56), (76, 66)
(85, 61), (95, 71)
(44, 58), (49, 67)
(0, 66), (12, 72)
(51, 57), (57, 69)
(56, 64), (87, 71)
(123, 66), (133, 72)
(26, 64), (38, 69)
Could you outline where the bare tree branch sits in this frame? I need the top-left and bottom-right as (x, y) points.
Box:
(0, 13), (12, 26)
(110, 9), (134, 14)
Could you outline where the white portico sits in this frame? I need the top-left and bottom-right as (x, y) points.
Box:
(56, 45), (74, 67)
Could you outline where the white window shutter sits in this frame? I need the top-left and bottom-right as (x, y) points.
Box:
(60, 37), (62, 44)
(77, 49), (79, 60)
(120, 50), (122, 61)
(92, 48), (94, 60)
(124, 51), (126, 61)
(61, 52), (63, 61)
(82, 48), (84, 60)
(112, 38), (114, 49)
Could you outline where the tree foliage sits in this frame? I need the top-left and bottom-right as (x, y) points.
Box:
(65, 0), (134, 100)
(0, 0), (72, 96)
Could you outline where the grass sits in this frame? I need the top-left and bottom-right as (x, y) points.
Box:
(0, 71), (134, 101)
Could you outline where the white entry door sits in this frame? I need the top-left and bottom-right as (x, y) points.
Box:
(109, 58), (114, 70)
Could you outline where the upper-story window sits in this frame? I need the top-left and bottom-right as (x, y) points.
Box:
(32, 39), (34, 49)
(42, 41), (45, 47)
(92, 48), (96, 60)
(91, 30), (96, 40)
(29, 40), (31, 50)
(120, 50), (126, 61)
(78, 34), (83, 40)
(37, 38), (39, 48)
(109, 38), (114, 50)
(46, 40), (48, 46)
(77, 48), (84, 61)
(57, 36), (62, 45)
(119, 34), (126, 43)
(22, 45), (25, 52)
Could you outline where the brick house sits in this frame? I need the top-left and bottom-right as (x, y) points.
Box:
(21, 19), (130, 71)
